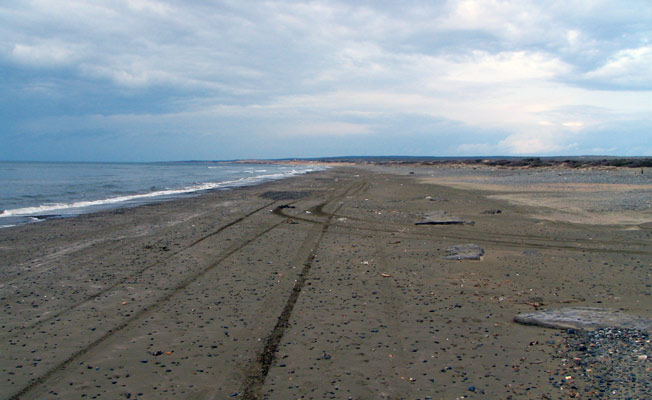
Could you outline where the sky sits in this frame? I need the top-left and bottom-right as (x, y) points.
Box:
(1, 0), (651, 161)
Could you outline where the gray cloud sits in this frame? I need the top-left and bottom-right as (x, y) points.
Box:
(1, 0), (651, 160)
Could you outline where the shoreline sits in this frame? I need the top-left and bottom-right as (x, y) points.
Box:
(0, 164), (326, 229)
(1, 166), (650, 399)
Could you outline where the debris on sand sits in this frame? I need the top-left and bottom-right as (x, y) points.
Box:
(415, 210), (474, 226)
(481, 209), (502, 214)
(442, 244), (484, 260)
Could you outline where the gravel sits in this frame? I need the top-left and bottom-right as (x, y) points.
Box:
(553, 328), (651, 399)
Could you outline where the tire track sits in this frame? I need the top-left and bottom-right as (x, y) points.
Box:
(6, 180), (361, 400)
(6, 216), (286, 400)
(0, 202), (276, 288)
(0, 215), (181, 286)
(13, 201), (278, 332)
(326, 211), (650, 253)
(269, 211), (652, 257)
(372, 235), (412, 397)
(240, 182), (360, 400)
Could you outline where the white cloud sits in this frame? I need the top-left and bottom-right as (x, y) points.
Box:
(498, 131), (577, 154)
(444, 51), (570, 83)
(584, 46), (652, 87)
(11, 43), (77, 66)
(125, 0), (172, 15)
(281, 121), (373, 136)
(438, 0), (551, 42)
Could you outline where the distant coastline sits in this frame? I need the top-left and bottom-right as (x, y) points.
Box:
(229, 156), (652, 170)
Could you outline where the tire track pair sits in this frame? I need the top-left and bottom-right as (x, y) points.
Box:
(279, 212), (652, 257)
(13, 201), (277, 332)
(241, 181), (363, 399)
(6, 203), (285, 400)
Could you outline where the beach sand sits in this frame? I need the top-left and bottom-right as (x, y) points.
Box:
(1, 166), (651, 399)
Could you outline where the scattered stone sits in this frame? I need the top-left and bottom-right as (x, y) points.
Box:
(415, 211), (474, 226)
(481, 209), (502, 214)
(424, 196), (447, 202)
(524, 296), (544, 308)
(514, 307), (652, 331)
(557, 328), (652, 398)
(443, 244), (484, 260)
(380, 273), (391, 278)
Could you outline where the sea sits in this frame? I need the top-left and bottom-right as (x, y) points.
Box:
(0, 161), (325, 228)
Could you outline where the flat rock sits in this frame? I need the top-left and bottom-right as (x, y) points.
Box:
(514, 307), (652, 331)
(443, 244), (484, 260)
(415, 210), (474, 226)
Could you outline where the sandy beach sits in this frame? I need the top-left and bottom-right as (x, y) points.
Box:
(1, 166), (651, 399)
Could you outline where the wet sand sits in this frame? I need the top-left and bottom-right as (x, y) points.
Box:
(1, 166), (651, 399)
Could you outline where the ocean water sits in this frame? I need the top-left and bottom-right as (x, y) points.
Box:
(0, 162), (324, 228)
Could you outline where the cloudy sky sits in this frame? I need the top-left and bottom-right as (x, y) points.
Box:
(1, 0), (651, 161)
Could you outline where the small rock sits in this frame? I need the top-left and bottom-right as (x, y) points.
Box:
(443, 244), (484, 260)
